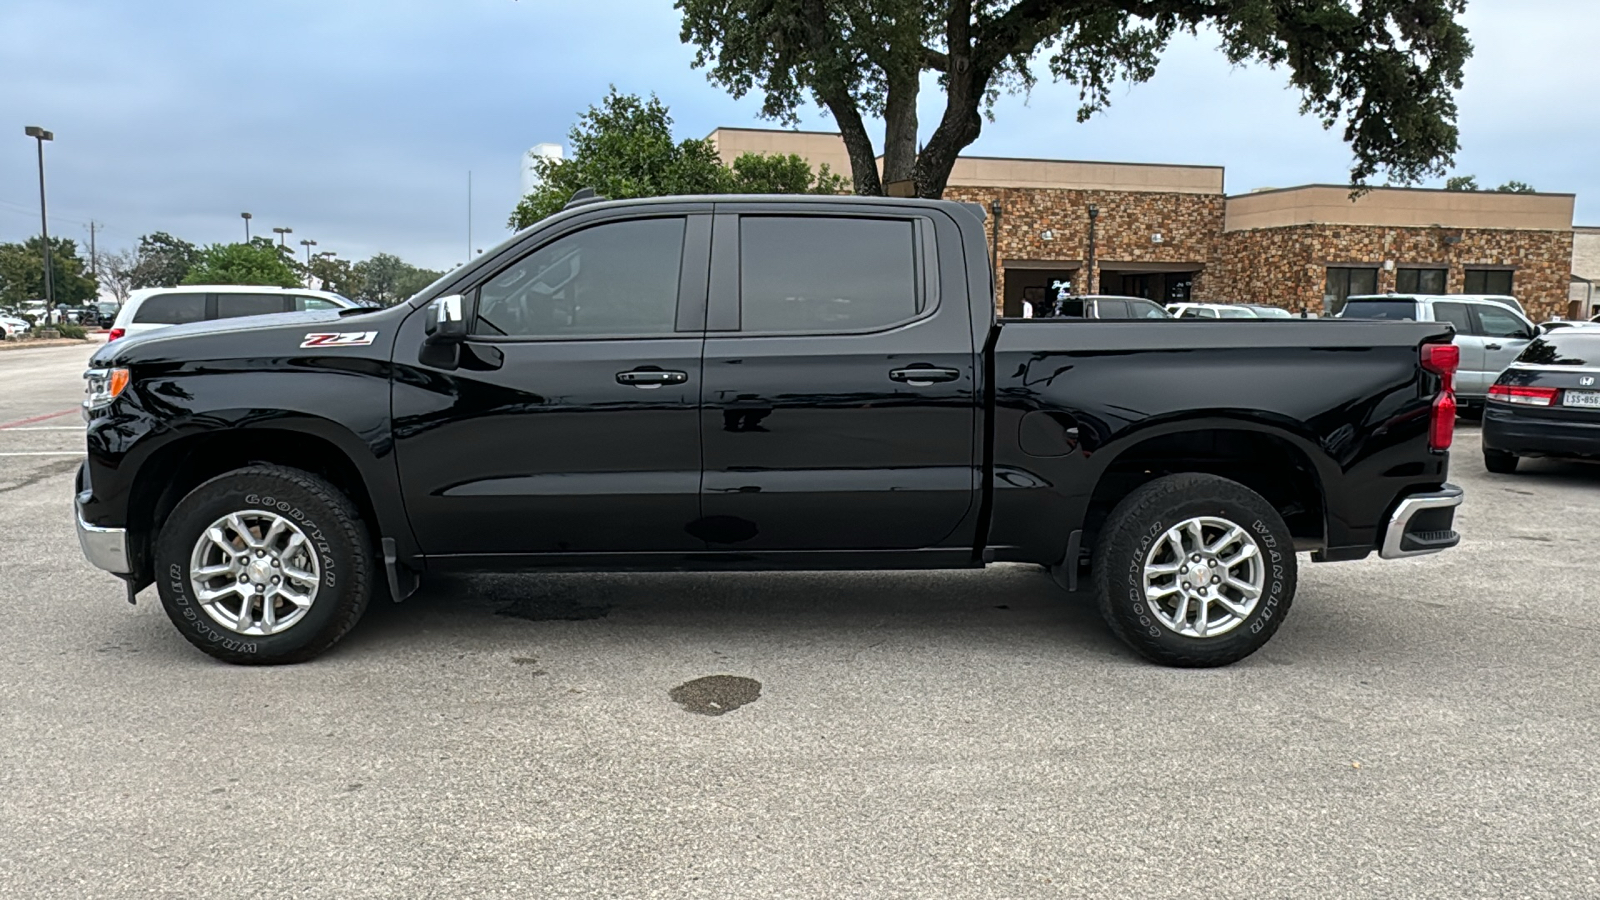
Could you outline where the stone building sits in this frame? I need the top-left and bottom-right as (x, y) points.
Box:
(706, 127), (1579, 321)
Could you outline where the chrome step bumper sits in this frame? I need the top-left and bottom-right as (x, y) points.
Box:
(1379, 484), (1463, 560)
(76, 501), (130, 575)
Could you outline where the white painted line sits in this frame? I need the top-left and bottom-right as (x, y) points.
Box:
(0, 426), (84, 431)
(0, 451), (84, 457)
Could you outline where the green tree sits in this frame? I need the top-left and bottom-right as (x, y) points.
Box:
(509, 89), (845, 229)
(1445, 175), (1479, 191)
(126, 231), (201, 289)
(305, 254), (367, 299)
(676, 0), (1473, 197)
(183, 241), (301, 288)
(1496, 180), (1535, 193)
(0, 236), (99, 307)
(351, 253), (444, 306)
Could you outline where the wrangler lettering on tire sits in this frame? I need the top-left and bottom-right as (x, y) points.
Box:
(1092, 473), (1297, 667)
(153, 465), (373, 665)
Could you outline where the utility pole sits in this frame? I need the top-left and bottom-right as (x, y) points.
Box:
(24, 126), (55, 322)
(87, 220), (99, 285)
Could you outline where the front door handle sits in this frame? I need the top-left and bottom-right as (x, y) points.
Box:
(617, 368), (688, 389)
(1485, 343), (1503, 351)
(889, 366), (961, 386)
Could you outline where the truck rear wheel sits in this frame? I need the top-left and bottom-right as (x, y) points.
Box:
(1092, 473), (1297, 667)
(152, 465), (374, 665)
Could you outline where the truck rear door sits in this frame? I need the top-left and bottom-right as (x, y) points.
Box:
(695, 204), (978, 550)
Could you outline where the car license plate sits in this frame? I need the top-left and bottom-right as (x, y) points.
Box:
(1565, 390), (1600, 409)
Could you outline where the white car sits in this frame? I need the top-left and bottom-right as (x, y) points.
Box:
(1166, 303), (1259, 319)
(109, 285), (358, 341)
(0, 314), (30, 338)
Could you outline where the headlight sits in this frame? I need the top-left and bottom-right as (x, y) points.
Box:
(83, 368), (130, 416)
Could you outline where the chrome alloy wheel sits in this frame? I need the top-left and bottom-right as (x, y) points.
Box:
(188, 510), (321, 636)
(1142, 516), (1265, 638)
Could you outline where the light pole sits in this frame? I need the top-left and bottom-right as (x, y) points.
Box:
(300, 238), (317, 264)
(273, 226), (292, 247)
(24, 126), (54, 323)
(241, 212), (253, 242)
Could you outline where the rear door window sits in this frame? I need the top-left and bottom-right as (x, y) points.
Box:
(131, 293), (207, 325)
(739, 216), (920, 333)
(1340, 300), (1420, 320)
(295, 296), (341, 312)
(1093, 299), (1130, 318)
(1432, 301), (1473, 334)
(1129, 300), (1169, 318)
(215, 293), (290, 319)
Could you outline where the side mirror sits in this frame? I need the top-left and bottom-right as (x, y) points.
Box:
(424, 294), (469, 345)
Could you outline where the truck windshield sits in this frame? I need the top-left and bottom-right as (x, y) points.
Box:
(1340, 300), (1420, 321)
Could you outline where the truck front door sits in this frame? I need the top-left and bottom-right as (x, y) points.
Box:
(393, 209), (711, 556)
(696, 206), (979, 551)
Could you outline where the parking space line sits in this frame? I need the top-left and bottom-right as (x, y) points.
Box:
(0, 409), (78, 429)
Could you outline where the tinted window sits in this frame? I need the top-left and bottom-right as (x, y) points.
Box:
(1093, 299), (1130, 318)
(1340, 300), (1420, 321)
(740, 217), (918, 332)
(1055, 298), (1086, 318)
(1129, 299), (1170, 319)
(1475, 305), (1531, 339)
(1432, 301), (1473, 334)
(1325, 267), (1379, 311)
(216, 293), (289, 319)
(476, 217), (685, 337)
(132, 293), (207, 325)
(1217, 307), (1256, 319)
(1518, 334), (1600, 366)
(295, 296), (340, 311)
(1396, 268), (1447, 294)
(1180, 307), (1216, 318)
(1464, 269), (1513, 294)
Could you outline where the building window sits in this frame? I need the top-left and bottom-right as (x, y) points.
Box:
(1464, 269), (1513, 295)
(1325, 266), (1379, 312)
(1395, 267), (1448, 294)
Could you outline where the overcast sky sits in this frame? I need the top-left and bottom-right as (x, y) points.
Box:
(2, 0), (1595, 272)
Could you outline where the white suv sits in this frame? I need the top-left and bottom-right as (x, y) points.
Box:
(109, 285), (358, 341)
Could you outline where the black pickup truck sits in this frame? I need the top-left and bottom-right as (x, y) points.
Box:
(76, 194), (1463, 667)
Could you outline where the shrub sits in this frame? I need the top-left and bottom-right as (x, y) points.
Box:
(57, 322), (87, 340)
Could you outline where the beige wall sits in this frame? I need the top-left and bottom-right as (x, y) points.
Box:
(1573, 226), (1600, 280)
(706, 128), (856, 180)
(1226, 185), (1575, 232)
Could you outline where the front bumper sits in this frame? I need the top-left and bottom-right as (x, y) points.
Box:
(76, 497), (130, 575)
(1379, 484), (1463, 560)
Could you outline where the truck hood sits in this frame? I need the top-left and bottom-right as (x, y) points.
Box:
(91, 307), (395, 367)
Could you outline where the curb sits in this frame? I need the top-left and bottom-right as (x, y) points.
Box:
(0, 338), (96, 352)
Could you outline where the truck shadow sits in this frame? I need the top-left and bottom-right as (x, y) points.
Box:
(343, 565), (1132, 662)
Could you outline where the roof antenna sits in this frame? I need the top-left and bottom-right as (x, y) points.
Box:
(564, 187), (605, 209)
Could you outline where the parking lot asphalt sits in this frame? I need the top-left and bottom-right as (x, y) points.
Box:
(1, 343), (1597, 899)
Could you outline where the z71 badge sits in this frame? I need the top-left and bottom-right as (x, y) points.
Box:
(301, 331), (378, 349)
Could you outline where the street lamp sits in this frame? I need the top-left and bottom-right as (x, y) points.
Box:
(300, 238), (317, 264)
(241, 212), (253, 242)
(272, 226), (293, 247)
(24, 126), (54, 322)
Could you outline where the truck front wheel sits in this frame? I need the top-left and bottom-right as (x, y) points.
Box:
(152, 465), (375, 665)
(1092, 473), (1297, 667)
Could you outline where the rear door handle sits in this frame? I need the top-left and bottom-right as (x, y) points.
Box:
(889, 366), (961, 386)
(1485, 343), (1503, 351)
(616, 368), (688, 389)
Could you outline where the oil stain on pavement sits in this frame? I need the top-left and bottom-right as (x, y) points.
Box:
(669, 675), (762, 716)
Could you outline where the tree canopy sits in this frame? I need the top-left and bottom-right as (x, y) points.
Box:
(0, 236), (99, 306)
(351, 253), (444, 306)
(126, 231), (202, 289)
(677, 0), (1473, 197)
(508, 89), (846, 229)
(183, 240), (301, 288)
(1446, 175), (1537, 193)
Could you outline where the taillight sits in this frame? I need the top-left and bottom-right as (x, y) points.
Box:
(1487, 384), (1559, 407)
(1421, 342), (1459, 451)
(107, 328), (125, 341)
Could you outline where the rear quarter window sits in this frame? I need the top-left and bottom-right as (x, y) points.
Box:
(131, 293), (207, 325)
(1340, 300), (1420, 321)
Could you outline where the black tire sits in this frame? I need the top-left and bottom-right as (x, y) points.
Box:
(1483, 449), (1518, 474)
(1092, 473), (1297, 667)
(153, 465), (375, 665)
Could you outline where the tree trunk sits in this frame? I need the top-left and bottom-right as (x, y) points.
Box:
(880, 72), (920, 190)
(821, 94), (885, 196)
(913, 0), (984, 198)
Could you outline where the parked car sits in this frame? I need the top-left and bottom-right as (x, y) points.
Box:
(1538, 320), (1600, 333)
(1244, 305), (1296, 319)
(108, 285), (359, 341)
(76, 193), (1462, 668)
(1337, 294), (1539, 406)
(0, 314), (30, 338)
(95, 301), (120, 328)
(1167, 303), (1258, 319)
(1020, 294), (1171, 319)
(1482, 330), (1600, 472)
